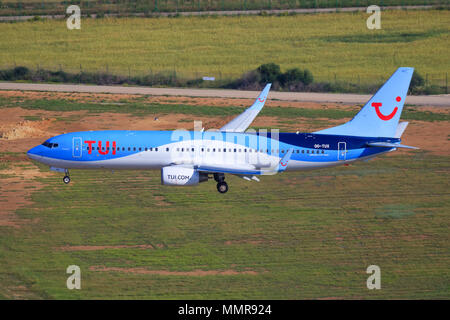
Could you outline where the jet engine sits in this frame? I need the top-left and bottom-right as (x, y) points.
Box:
(161, 166), (208, 186)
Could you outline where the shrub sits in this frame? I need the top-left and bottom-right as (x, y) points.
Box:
(257, 63), (281, 84)
(13, 66), (30, 78)
(303, 69), (314, 85)
(410, 70), (425, 88)
(278, 68), (304, 87)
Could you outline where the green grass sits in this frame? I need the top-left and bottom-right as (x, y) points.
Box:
(1, 10), (449, 86)
(0, 151), (449, 299)
(0, 92), (448, 299)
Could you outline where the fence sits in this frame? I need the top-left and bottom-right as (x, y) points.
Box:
(1, 1), (449, 16)
(2, 64), (448, 94)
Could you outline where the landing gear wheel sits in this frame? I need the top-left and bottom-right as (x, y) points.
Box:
(63, 176), (71, 184)
(217, 181), (228, 194)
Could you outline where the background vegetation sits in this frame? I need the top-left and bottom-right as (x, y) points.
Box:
(1, 10), (449, 93)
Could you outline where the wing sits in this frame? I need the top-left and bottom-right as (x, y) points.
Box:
(196, 148), (294, 177)
(220, 83), (272, 132)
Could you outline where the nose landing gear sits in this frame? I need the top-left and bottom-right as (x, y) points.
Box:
(63, 169), (70, 184)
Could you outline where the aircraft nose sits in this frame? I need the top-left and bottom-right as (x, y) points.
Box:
(27, 145), (43, 160)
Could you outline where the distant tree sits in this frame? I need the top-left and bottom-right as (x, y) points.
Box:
(410, 70), (425, 89)
(278, 68), (304, 87)
(257, 63), (281, 84)
(13, 66), (30, 79)
(303, 69), (314, 85)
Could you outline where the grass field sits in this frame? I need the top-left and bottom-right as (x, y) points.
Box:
(0, 93), (449, 299)
(1, 10), (449, 85)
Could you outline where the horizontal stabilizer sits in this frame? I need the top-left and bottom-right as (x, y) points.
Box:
(366, 142), (418, 149)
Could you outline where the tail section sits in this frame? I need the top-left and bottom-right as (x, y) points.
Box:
(316, 67), (414, 137)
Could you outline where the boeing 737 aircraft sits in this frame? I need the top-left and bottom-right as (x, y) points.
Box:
(28, 67), (418, 193)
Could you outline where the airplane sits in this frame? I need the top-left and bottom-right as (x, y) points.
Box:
(27, 67), (418, 193)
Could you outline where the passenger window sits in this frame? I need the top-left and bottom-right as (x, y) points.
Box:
(133, 147), (136, 151)
(302, 150), (304, 153)
(139, 147), (141, 151)
(213, 148), (216, 152)
(166, 148), (169, 152)
(223, 148), (226, 152)
(234, 148), (236, 152)
(155, 148), (158, 151)
(322, 150), (325, 154)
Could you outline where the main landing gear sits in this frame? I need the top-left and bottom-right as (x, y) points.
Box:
(214, 173), (228, 194)
(63, 169), (70, 184)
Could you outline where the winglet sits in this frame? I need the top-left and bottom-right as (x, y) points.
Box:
(220, 83), (272, 132)
(276, 148), (293, 173)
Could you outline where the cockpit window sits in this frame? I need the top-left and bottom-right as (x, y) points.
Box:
(42, 141), (58, 148)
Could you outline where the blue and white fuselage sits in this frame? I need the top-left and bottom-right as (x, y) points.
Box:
(27, 68), (418, 193)
(28, 130), (399, 170)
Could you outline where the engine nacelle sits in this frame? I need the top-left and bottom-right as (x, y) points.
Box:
(161, 166), (208, 186)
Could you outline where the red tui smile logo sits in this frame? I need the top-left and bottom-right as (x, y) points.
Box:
(258, 97), (266, 103)
(280, 161), (288, 167)
(371, 96), (400, 121)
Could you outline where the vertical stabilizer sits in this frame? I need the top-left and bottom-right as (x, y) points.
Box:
(315, 68), (414, 137)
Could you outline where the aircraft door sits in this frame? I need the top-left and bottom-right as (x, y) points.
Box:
(338, 142), (346, 161)
(73, 137), (82, 158)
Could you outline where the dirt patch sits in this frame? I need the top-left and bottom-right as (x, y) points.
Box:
(0, 162), (50, 228)
(0, 119), (55, 140)
(224, 239), (282, 246)
(397, 120), (450, 156)
(89, 266), (259, 276)
(0, 90), (359, 111)
(58, 244), (156, 251)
